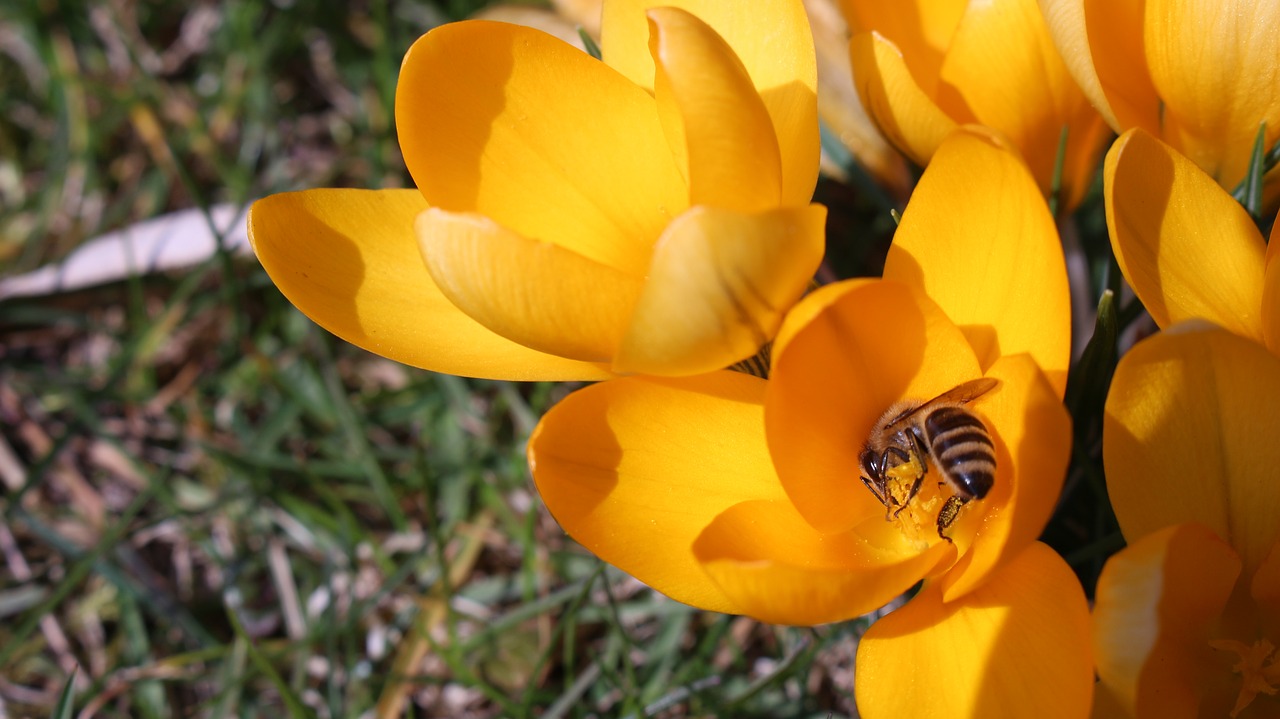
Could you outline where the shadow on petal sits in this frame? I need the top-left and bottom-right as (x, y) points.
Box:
(884, 249), (1004, 378)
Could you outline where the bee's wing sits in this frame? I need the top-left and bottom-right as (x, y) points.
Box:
(881, 377), (999, 428)
(932, 377), (999, 405)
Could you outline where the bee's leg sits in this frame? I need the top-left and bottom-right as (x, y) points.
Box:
(890, 432), (929, 518)
(860, 474), (891, 509)
(882, 446), (911, 473)
(936, 495), (970, 543)
(880, 447), (912, 519)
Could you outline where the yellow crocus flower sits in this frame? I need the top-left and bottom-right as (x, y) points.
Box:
(249, 0), (825, 380)
(529, 128), (1091, 717)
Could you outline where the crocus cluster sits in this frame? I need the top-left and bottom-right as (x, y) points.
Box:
(248, 0), (1280, 717)
(1095, 129), (1280, 719)
(1077, 3), (1280, 715)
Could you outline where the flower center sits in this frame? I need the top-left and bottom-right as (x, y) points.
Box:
(1209, 637), (1280, 717)
(879, 455), (966, 549)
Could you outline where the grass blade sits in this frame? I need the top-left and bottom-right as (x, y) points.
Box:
(53, 667), (78, 719)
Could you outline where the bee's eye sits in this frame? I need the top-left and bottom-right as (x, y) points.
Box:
(859, 449), (878, 474)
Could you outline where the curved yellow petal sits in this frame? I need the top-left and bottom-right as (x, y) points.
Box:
(765, 279), (982, 534)
(248, 189), (609, 381)
(857, 543), (1093, 719)
(1088, 0), (1163, 134)
(647, 7), (782, 211)
(416, 208), (643, 363)
(601, 0), (819, 206)
(1265, 218), (1280, 357)
(936, 0), (1110, 208)
(527, 371), (783, 615)
(839, 0), (965, 95)
(1037, 0), (1119, 130)
(939, 354), (1073, 602)
(395, 20), (685, 274)
(885, 126), (1071, 395)
(1105, 129), (1267, 343)
(692, 498), (953, 625)
(849, 31), (957, 168)
(807, 0), (912, 197)
(1104, 323), (1280, 578)
(1093, 523), (1241, 719)
(1144, 0), (1280, 187)
(612, 204), (826, 376)
(1040, 0), (1161, 133)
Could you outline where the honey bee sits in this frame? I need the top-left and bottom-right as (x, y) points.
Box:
(859, 378), (999, 541)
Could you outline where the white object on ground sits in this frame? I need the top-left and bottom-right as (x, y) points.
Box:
(0, 203), (252, 301)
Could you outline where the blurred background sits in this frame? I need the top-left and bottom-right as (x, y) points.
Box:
(0, 2), (905, 716)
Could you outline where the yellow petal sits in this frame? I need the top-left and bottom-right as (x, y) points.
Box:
(765, 278), (982, 534)
(1039, 0), (1161, 133)
(1105, 129), (1267, 343)
(248, 189), (609, 380)
(601, 0), (819, 206)
(1144, 0), (1280, 187)
(1037, 0), (1119, 130)
(939, 354), (1073, 602)
(1092, 523), (1241, 718)
(936, 0), (1111, 208)
(1087, 0), (1163, 132)
(1104, 323), (1280, 578)
(395, 20), (685, 274)
(885, 126), (1071, 395)
(647, 7), (782, 211)
(613, 204), (826, 376)
(857, 543), (1094, 719)
(416, 208), (643, 363)
(849, 31), (958, 168)
(527, 371), (783, 615)
(1265, 218), (1280, 357)
(692, 498), (953, 625)
(806, 0), (912, 197)
(839, 0), (965, 95)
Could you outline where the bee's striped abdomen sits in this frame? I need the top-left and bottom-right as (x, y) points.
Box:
(923, 406), (995, 499)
